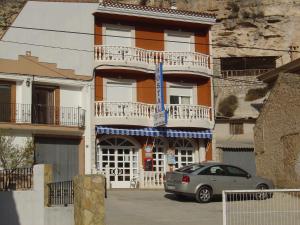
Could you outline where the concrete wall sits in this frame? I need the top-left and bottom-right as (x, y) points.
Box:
(0, 165), (49, 225)
(0, 165), (74, 225)
(254, 73), (300, 188)
(45, 207), (74, 225)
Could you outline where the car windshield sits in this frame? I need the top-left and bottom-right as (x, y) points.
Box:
(176, 164), (205, 173)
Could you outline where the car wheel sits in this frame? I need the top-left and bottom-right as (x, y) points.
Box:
(255, 184), (269, 200)
(196, 186), (212, 203)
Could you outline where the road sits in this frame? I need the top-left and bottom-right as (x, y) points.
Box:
(105, 190), (223, 225)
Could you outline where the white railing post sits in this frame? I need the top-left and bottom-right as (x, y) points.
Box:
(105, 164), (110, 190)
(222, 191), (227, 225)
(139, 167), (144, 189)
(94, 45), (210, 71)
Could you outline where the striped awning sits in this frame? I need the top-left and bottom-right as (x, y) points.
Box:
(96, 126), (212, 139)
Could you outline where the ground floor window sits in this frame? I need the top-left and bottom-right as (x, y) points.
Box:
(173, 139), (195, 169)
(152, 139), (166, 173)
(96, 137), (138, 188)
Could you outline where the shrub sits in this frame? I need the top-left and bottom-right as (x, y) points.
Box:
(218, 95), (239, 117)
(245, 87), (269, 101)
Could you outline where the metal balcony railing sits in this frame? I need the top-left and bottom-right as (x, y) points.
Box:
(0, 103), (85, 128)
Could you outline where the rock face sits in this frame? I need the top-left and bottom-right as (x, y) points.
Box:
(118, 0), (300, 63)
(1, 0), (300, 62)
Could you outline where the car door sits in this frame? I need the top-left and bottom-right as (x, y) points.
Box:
(223, 165), (253, 190)
(199, 165), (233, 194)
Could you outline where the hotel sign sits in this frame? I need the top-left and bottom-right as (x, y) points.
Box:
(154, 63), (168, 127)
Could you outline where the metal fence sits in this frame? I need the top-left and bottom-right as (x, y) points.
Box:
(0, 103), (85, 127)
(0, 167), (33, 191)
(48, 181), (74, 206)
(223, 189), (300, 225)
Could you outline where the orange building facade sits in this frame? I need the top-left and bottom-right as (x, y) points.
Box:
(93, 2), (215, 188)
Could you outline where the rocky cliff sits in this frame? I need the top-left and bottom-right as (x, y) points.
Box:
(1, 0), (300, 62)
(118, 0), (300, 62)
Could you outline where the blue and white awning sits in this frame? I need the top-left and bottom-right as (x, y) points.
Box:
(96, 126), (212, 139)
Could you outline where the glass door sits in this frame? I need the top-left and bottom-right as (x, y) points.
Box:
(32, 86), (54, 124)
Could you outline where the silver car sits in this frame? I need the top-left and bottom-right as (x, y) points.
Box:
(164, 162), (274, 203)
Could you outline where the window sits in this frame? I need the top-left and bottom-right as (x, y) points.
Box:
(229, 121), (244, 135)
(176, 164), (204, 174)
(199, 166), (226, 176)
(168, 85), (194, 105)
(170, 95), (191, 105)
(0, 84), (12, 122)
(225, 166), (248, 177)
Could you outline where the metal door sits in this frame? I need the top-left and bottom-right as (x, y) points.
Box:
(35, 137), (79, 182)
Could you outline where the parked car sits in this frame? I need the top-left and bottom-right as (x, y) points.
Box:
(164, 162), (274, 203)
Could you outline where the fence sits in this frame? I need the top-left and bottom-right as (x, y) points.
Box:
(0, 103), (85, 127)
(223, 189), (300, 225)
(48, 181), (74, 206)
(0, 167), (33, 191)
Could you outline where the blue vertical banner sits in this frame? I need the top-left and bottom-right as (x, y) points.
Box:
(154, 63), (168, 127)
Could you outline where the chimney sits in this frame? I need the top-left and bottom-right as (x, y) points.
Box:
(170, 0), (177, 9)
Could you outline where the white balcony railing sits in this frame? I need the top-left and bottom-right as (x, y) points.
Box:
(94, 45), (210, 72)
(95, 101), (212, 127)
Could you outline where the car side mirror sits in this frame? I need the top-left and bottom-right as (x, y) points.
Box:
(246, 174), (251, 179)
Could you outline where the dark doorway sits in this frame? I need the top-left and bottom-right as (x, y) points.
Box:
(32, 86), (54, 124)
(35, 137), (79, 182)
(0, 84), (12, 122)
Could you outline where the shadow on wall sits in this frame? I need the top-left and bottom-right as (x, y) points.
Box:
(0, 191), (20, 225)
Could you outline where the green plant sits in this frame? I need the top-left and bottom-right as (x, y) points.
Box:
(245, 87), (269, 101)
(218, 95), (238, 117)
(0, 131), (34, 170)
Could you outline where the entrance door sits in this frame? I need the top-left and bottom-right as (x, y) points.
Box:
(173, 139), (195, 169)
(97, 137), (138, 188)
(0, 84), (11, 122)
(32, 86), (54, 124)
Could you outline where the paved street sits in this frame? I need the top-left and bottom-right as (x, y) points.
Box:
(105, 190), (223, 225)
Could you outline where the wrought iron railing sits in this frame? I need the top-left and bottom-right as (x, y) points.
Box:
(0, 103), (85, 127)
(48, 180), (74, 206)
(0, 167), (33, 191)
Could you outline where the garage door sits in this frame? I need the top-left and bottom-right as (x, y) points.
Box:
(35, 137), (79, 182)
(222, 148), (256, 175)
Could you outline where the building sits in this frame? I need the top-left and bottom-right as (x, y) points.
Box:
(0, 1), (97, 176)
(93, 1), (216, 188)
(212, 56), (278, 174)
(254, 58), (300, 188)
(0, 54), (92, 181)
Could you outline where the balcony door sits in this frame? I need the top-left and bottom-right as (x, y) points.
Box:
(32, 86), (54, 124)
(0, 84), (11, 122)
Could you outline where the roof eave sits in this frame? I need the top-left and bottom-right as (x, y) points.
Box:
(258, 57), (300, 83)
(96, 5), (216, 25)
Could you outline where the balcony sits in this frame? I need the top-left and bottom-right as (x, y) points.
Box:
(0, 103), (85, 128)
(94, 45), (211, 75)
(94, 101), (213, 129)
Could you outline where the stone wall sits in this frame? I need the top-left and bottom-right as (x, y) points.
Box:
(254, 73), (300, 188)
(74, 175), (105, 225)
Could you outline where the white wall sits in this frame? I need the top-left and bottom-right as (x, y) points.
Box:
(60, 86), (82, 108)
(0, 165), (74, 225)
(45, 207), (74, 225)
(0, 1), (97, 75)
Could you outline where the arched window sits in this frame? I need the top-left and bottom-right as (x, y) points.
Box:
(96, 136), (138, 188)
(152, 139), (166, 173)
(173, 139), (195, 168)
